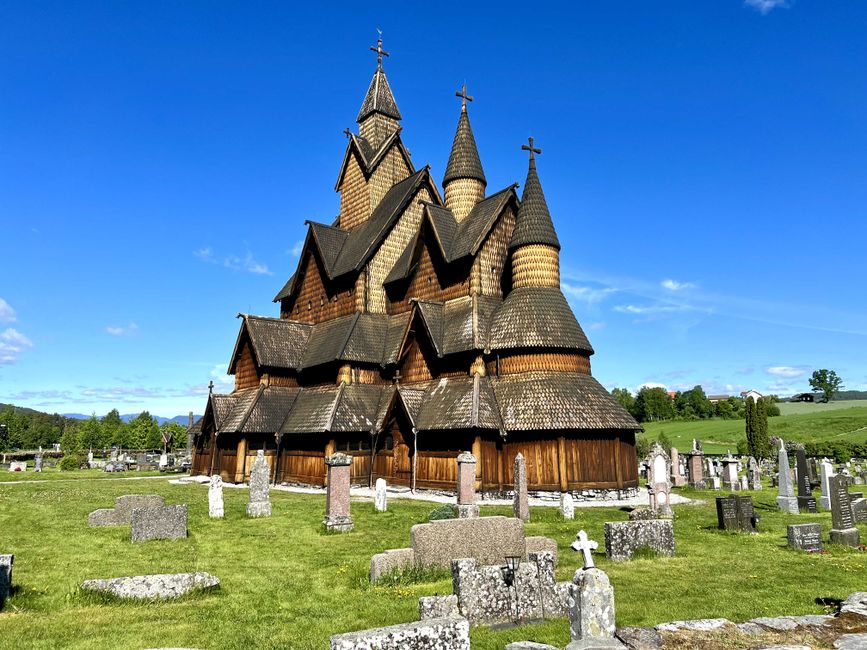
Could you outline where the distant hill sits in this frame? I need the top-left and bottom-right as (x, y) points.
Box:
(62, 412), (202, 426)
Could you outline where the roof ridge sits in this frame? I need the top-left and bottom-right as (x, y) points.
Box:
(325, 382), (347, 432)
(235, 384), (265, 436)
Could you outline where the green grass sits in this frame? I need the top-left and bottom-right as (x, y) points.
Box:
(0, 466), (166, 482)
(1, 477), (865, 649)
(643, 404), (867, 454)
(777, 399), (867, 415)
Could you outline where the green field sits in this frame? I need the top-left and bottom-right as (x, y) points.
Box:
(643, 401), (867, 454)
(1, 476), (866, 649)
(0, 466), (167, 482)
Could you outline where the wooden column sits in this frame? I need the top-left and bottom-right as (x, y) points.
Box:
(324, 439), (336, 486)
(557, 436), (568, 492)
(234, 437), (248, 484)
(614, 434), (623, 487)
(472, 435), (482, 491)
(496, 443), (504, 491)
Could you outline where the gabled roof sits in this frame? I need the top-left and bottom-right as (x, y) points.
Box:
(229, 315), (312, 374)
(410, 295), (501, 358)
(242, 387), (301, 434)
(414, 374), (503, 431)
(357, 65), (402, 122)
(217, 387), (261, 435)
(443, 107), (486, 186)
(510, 160), (560, 251)
(308, 222), (349, 272)
(334, 130), (415, 191)
(488, 287), (593, 354)
(413, 300), (444, 356)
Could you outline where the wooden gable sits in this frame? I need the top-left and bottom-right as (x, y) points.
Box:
(282, 247), (356, 323)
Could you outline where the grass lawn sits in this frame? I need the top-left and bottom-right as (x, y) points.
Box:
(643, 403), (867, 454)
(1, 477), (866, 650)
(0, 466), (167, 482)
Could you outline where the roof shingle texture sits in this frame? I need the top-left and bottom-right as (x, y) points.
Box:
(443, 109), (486, 185)
(357, 67), (402, 122)
(510, 164), (561, 251)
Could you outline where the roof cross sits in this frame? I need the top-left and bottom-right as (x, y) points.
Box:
(571, 530), (598, 569)
(370, 35), (389, 68)
(455, 83), (473, 110)
(343, 128), (352, 139)
(521, 136), (542, 168)
(393, 369), (402, 385)
(208, 380), (214, 395)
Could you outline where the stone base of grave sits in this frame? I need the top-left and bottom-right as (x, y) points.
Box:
(776, 496), (799, 514)
(671, 476), (686, 487)
(247, 502), (272, 518)
(330, 617), (469, 650)
(565, 640), (625, 650)
(798, 495), (817, 512)
(324, 514), (354, 533)
(819, 496), (831, 510)
(457, 504), (479, 519)
(830, 527), (861, 547)
(689, 480), (706, 490)
(722, 481), (739, 491)
(81, 572), (219, 600)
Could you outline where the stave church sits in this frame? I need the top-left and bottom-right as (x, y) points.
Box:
(190, 39), (641, 495)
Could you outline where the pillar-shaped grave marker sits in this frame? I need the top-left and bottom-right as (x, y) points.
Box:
(246, 450), (272, 518)
(514, 453), (529, 522)
(829, 474), (860, 547)
(324, 453), (354, 532)
(456, 452), (479, 519)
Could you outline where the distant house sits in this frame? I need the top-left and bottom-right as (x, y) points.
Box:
(790, 392), (817, 403)
(740, 390), (763, 402)
(708, 395), (732, 404)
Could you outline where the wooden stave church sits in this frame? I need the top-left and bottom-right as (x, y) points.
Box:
(190, 40), (641, 494)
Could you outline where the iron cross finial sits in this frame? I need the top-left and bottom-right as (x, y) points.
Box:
(343, 127), (352, 139)
(370, 34), (389, 68)
(394, 369), (402, 385)
(208, 380), (214, 395)
(455, 83), (473, 110)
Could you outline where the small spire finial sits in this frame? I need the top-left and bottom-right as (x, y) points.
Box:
(455, 83), (473, 111)
(343, 127), (352, 139)
(521, 136), (542, 168)
(370, 31), (389, 68)
(208, 380), (214, 395)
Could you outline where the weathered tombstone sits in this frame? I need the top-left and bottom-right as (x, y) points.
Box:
(710, 476), (721, 490)
(330, 618), (470, 650)
(829, 474), (860, 547)
(851, 498), (867, 524)
(0, 554), (12, 608)
(716, 495), (756, 533)
(795, 448), (816, 512)
(787, 523), (823, 552)
(748, 456), (761, 490)
(819, 460), (835, 510)
(130, 505), (188, 542)
(159, 453), (168, 469)
(603, 520), (676, 561)
(807, 458), (820, 489)
(565, 538), (624, 650)
(670, 447), (685, 487)
(687, 447), (705, 490)
(513, 453), (529, 522)
(560, 492), (575, 520)
(646, 443), (673, 516)
(324, 453), (353, 532)
(456, 452), (478, 518)
(34, 452), (43, 472)
(246, 450), (272, 518)
(374, 477), (387, 513)
(110, 448), (118, 461)
(208, 475), (224, 518)
(721, 453), (739, 491)
(8, 461), (26, 472)
(739, 475), (749, 491)
(136, 452), (148, 471)
(776, 440), (799, 514)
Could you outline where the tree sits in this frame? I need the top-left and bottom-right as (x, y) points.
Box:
(809, 369), (844, 403)
(78, 415), (108, 450)
(610, 388), (636, 418)
(102, 409), (129, 448)
(160, 422), (188, 452)
(127, 412), (160, 450)
(634, 387), (675, 422)
(745, 397), (771, 460)
(675, 386), (713, 420)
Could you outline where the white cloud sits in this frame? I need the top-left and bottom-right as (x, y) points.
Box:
(639, 381), (669, 392)
(0, 298), (16, 324)
(289, 240), (304, 258)
(0, 328), (33, 365)
(106, 322), (139, 337)
(195, 247), (272, 275)
(562, 283), (618, 304)
(744, 0), (790, 15)
(614, 304), (691, 315)
(661, 279), (696, 291)
(765, 365), (808, 378)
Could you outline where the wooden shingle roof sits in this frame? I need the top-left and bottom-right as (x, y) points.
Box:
(357, 65), (402, 122)
(510, 161), (560, 251)
(443, 108), (486, 186)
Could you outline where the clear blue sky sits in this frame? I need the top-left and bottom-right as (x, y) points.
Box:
(2, 0), (866, 416)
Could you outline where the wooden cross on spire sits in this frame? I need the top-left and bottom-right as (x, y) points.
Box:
(455, 83), (473, 111)
(370, 33), (389, 68)
(522, 136), (542, 168)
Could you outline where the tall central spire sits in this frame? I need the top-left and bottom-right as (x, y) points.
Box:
(443, 83), (486, 222)
(357, 36), (402, 124)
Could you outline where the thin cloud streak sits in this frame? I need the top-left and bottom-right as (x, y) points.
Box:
(744, 0), (790, 15)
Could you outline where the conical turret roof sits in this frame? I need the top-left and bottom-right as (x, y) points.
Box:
(443, 107), (486, 186)
(357, 66), (402, 122)
(509, 156), (560, 251)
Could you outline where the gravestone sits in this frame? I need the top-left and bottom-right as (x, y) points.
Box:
(748, 457), (761, 490)
(8, 461), (26, 472)
(136, 452), (148, 471)
(208, 475), (224, 518)
(603, 520), (676, 561)
(776, 440), (798, 514)
(787, 523), (823, 552)
(513, 453), (529, 522)
(670, 447), (685, 487)
(88, 494), (166, 527)
(795, 449), (816, 512)
(81, 572), (219, 599)
(808, 458), (820, 489)
(721, 454), (740, 491)
(716, 495), (756, 533)
(130, 505), (188, 542)
(819, 460), (835, 510)
(0, 554), (12, 608)
(34, 453), (43, 473)
(646, 443), (673, 516)
(375, 477), (388, 513)
(159, 453), (169, 469)
(560, 492), (575, 520)
(456, 452), (478, 518)
(565, 565), (624, 649)
(324, 453), (353, 532)
(851, 498), (867, 523)
(687, 450), (705, 489)
(330, 618), (470, 650)
(710, 476), (721, 490)
(246, 450), (272, 518)
(739, 475), (749, 491)
(829, 474), (860, 547)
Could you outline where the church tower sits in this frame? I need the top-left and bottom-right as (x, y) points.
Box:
(509, 138), (561, 288)
(356, 38), (402, 149)
(442, 85), (486, 222)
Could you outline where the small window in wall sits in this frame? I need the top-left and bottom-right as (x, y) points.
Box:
(320, 296), (325, 306)
(307, 300), (312, 311)
(384, 435), (394, 451)
(427, 275), (433, 284)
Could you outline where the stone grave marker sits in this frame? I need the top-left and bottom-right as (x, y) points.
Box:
(796, 448), (817, 512)
(819, 460), (835, 510)
(748, 456), (761, 490)
(829, 474), (860, 547)
(34, 453), (43, 473)
(88, 494), (166, 527)
(513, 453), (530, 522)
(721, 453), (740, 491)
(565, 542), (624, 649)
(776, 440), (798, 514)
(131, 505), (188, 542)
(646, 443), (673, 516)
(324, 453), (353, 532)
(209, 475), (224, 518)
(246, 450), (272, 518)
(851, 498), (867, 523)
(739, 475), (749, 491)
(787, 523), (823, 552)
(604, 520), (675, 561)
(0, 554), (12, 608)
(456, 452), (478, 518)
(374, 477), (387, 513)
(716, 495), (756, 533)
(560, 492), (575, 520)
(81, 572), (219, 600)
(330, 618), (470, 650)
(670, 447), (685, 487)
(8, 461), (26, 472)
(687, 447), (705, 489)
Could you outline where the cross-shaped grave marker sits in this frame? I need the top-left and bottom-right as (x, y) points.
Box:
(571, 529), (598, 569)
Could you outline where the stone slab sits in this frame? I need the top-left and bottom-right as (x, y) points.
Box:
(615, 626), (663, 650)
(604, 519), (675, 561)
(526, 535), (558, 564)
(841, 592), (867, 618)
(419, 594), (459, 620)
(131, 505), (188, 542)
(0, 554), (12, 606)
(505, 643), (559, 650)
(88, 495), (166, 527)
(410, 516), (526, 569)
(80, 572), (219, 599)
(834, 634), (867, 650)
(329, 617), (470, 650)
(749, 616), (798, 631)
(369, 548), (415, 582)
(656, 619), (732, 632)
(787, 523), (823, 552)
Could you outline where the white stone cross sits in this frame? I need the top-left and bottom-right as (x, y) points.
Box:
(571, 530), (598, 569)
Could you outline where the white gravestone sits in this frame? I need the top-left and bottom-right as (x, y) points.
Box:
(560, 492), (575, 520)
(819, 460), (835, 510)
(209, 475), (224, 518)
(374, 477), (387, 512)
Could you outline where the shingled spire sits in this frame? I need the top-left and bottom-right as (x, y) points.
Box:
(357, 36), (402, 148)
(443, 84), (487, 222)
(510, 138), (561, 288)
